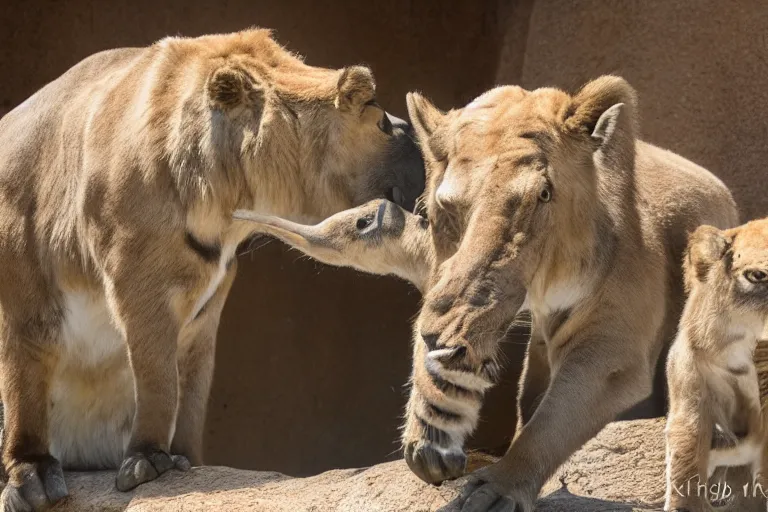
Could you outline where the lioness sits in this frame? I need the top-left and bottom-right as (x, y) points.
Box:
(0, 28), (423, 510)
(665, 220), (768, 512)
(400, 76), (738, 511)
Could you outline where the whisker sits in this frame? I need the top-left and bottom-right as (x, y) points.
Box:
(237, 235), (274, 257)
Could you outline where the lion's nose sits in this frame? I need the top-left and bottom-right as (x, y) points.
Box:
(421, 332), (440, 351)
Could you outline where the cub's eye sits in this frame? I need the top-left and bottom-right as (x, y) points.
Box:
(356, 216), (373, 230)
(745, 269), (768, 284)
(539, 184), (552, 203)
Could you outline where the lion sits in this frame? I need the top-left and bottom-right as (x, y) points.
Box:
(0, 28), (423, 511)
(399, 76), (739, 511)
(665, 220), (768, 512)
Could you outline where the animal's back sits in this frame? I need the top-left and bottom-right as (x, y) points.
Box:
(0, 47), (148, 262)
(636, 141), (739, 242)
(635, 141), (738, 299)
(0, 46), (146, 168)
(623, 142), (739, 418)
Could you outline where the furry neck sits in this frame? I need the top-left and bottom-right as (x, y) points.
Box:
(684, 286), (763, 358)
(143, 45), (348, 228)
(528, 204), (607, 316)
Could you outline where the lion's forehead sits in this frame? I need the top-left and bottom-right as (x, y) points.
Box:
(449, 93), (568, 160)
(730, 225), (768, 271)
(732, 247), (768, 267)
(731, 220), (768, 259)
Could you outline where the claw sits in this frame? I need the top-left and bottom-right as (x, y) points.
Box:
(115, 448), (180, 492)
(404, 440), (467, 485)
(172, 454), (191, 471)
(0, 457), (68, 512)
(429, 345), (468, 367)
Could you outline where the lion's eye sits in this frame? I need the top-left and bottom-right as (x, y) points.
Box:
(745, 269), (768, 284)
(356, 216), (373, 230)
(539, 185), (552, 203)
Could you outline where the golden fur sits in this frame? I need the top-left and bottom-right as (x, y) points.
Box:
(0, 28), (422, 510)
(665, 220), (768, 512)
(400, 76), (739, 511)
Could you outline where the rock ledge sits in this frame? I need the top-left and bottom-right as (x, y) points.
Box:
(53, 419), (669, 512)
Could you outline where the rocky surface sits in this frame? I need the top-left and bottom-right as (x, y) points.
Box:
(39, 416), (767, 511)
(46, 418), (675, 512)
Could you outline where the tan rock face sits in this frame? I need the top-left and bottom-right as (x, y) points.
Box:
(52, 418), (768, 511)
(51, 419), (670, 512)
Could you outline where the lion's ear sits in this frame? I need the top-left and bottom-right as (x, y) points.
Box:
(685, 225), (730, 286)
(207, 65), (264, 110)
(335, 66), (376, 113)
(565, 75), (637, 148)
(406, 92), (445, 146)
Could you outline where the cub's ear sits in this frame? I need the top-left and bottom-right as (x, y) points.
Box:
(406, 92), (446, 145)
(335, 66), (376, 112)
(685, 225), (730, 286)
(565, 75), (637, 147)
(207, 65), (264, 111)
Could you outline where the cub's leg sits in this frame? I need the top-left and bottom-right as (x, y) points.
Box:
(171, 262), (236, 465)
(456, 337), (653, 512)
(0, 295), (67, 510)
(515, 331), (550, 434)
(664, 404), (712, 512)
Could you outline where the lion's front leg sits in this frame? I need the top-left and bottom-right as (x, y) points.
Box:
(172, 262), (236, 466)
(402, 330), (496, 485)
(663, 398), (712, 511)
(105, 246), (196, 492)
(110, 292), (183, 491)
(452, 338), (653, 512)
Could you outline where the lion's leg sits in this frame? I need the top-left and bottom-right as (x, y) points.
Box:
(0, 312), (67, 511)
(105, 255), (187, 492)
(664, 405), (712, 512)
(515, 331), (550, 435)
(401, 333), (488, 484)
(171, 263), (236, 466)
(456, 338), (653, 512)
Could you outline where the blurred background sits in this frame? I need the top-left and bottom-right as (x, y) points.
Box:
(1, 0), (766, 476)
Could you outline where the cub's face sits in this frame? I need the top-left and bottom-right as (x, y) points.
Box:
(234, 198), (428, 274)
(687, 220), (768, 316)
(206, 61), (424, 219)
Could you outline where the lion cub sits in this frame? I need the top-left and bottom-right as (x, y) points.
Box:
(665, 219), (768, 511)
(233, 199), (433, 292)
